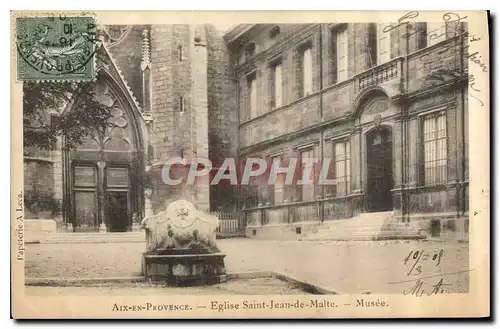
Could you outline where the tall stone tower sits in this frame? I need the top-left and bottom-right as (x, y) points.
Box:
(148, 24), (211, 212)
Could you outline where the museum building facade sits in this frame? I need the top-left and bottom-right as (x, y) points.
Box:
(225, 23), (469, 238)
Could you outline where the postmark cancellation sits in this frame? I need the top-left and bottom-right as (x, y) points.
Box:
(16, 15), (97, 81)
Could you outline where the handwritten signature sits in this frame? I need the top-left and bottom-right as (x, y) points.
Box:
(384, 11), (486, 107)
(390, 246), (472, 296)
(403, 278), (451, 297)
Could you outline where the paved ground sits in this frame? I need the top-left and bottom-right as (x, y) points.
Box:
(25, 238), (469, 294)
(26, 277), (306, 296)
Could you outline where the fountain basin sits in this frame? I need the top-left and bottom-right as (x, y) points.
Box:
(142, 249), (226, 286)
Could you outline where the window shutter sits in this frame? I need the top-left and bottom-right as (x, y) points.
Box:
(417, 119), (425, 185)
(345, 140), (351, 194)
(377, 23), (391, 64)
(367, 23), (377, 67)
(268, 66), (275, 110)
(437, 113), (447, 183)
(323, 141), (336, 197)
(303, 48), (313, 96)
(415, 23), (428, 50)
(295, 151), (303, 201)
(266, 156), (274, 205)
(298, 148), (315, 201)
(388, 23), (400, 60)
(274, 64), (282, 107)
(330, 30), (338, 85)
(336, 28), (348, 82)
(249, 76), (257, 118)
(336, 142), (347, 196)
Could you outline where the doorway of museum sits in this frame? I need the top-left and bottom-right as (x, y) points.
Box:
(366, 126), (393, 212)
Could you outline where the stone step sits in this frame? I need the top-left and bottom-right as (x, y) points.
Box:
(48, 234), (145, 239)
(43, 232), (146, 244)
(320, 213), (394, 228)
(303, 228), (421, 239)
(298, 211), (424, 241)
(299, 233), (425, 242)
(357, 211), (394, 218)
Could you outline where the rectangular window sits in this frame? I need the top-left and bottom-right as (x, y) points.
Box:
(178, 45), (183, 62)
(272, 156), (284, 205)
(300, 148), (315, 201)
(333, 140), (351, 197)
(179, 96), (185, 113)
(248, 73), (257, 119)
(245, 185), (259, 208)
(302, 47), (313, 96)
(427, 22), (447, 46)
(271, 63), (283, 109)
(377, 23), (391, 64)
(336, 27), (348, 82)
(423, 112), (447, 185)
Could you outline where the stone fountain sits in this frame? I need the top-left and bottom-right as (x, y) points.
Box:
(141, 200), (226, 285)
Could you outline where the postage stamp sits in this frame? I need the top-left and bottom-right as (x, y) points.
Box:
(16, 15), (97, 81)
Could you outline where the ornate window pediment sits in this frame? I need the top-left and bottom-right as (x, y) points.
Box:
(359, 96), (398, 126)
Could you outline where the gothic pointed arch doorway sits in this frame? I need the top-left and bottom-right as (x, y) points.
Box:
(63, 73), (146, 232)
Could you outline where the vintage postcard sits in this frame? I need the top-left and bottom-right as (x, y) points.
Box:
(11, 10), (490, 319)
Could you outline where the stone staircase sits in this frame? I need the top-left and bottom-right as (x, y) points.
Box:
(298, 211), (426, 241)
(35, 231), (146, 244)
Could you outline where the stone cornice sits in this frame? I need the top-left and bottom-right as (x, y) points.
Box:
(239, 115), (351, 155)
(392, 78), (466, 106)
(223, 24), (257, 44)
(235, 24), (318, 75)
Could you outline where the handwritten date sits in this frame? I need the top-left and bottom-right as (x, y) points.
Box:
(404, 249), (444, 276)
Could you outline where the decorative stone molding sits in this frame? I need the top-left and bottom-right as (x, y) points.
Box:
(140, 29), (151, 71)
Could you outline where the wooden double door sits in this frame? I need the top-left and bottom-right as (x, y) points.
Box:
(72, 162), (132, 232)
(366, 127), (394, 212)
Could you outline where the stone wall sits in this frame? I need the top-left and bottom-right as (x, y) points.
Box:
(24, 159), (55, 219)
(239, 95), (320, 148)
(206, 25), (239, 210)
(107, 26), (148, 107)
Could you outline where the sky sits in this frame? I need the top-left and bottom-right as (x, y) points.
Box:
(213, 23), (237, 33)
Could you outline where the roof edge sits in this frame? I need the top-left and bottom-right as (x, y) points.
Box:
(223, 24), (257, 44)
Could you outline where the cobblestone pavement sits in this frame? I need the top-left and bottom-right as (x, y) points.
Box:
(25, 239), (469, 294)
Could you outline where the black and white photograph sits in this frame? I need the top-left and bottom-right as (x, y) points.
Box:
(11, 10), (489, 319)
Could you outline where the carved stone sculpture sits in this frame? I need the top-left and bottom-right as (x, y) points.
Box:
(141, 200), (226, 285)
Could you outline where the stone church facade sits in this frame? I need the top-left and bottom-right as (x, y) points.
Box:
(23, 23), (469, 239)
(24, 24), (238, 232)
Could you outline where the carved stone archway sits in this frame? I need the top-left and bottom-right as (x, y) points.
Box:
(352, 88), (401, 214)
(62, 70), (147, 232)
